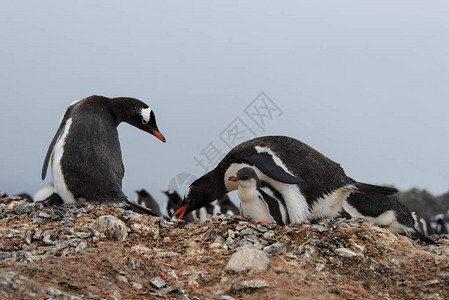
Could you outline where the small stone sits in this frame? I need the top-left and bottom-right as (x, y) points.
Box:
(61, 217), (74, 227)
(116, 275), (128, 284)
(238, 221), (249, 226)
(375, 243), (385, 249)
(14, 203), (33, 215)
(315, 263), (325, 271)
(311, 224), (328, 232)
(33, 228), (43, 240)
(263, 243), (287, 255)
(335, 248), (357, 257)
(38, 212), (52, 219)
(130, 259), (140, 268)
(32, 218), (43, 225)
(96, 215), (127, 242)
(230, 279), (270, 291)
(225, 248), (269, 274)
(47, 288), (62, 296)
(165, 252), (181, 259)
(75, 242), (87, 253)
(239, 229), (254, 237)
(131, 282), (142, 289)
(150, 277), (166, 289)
(263, 231), (275, 239)
(219, 296), (236, 300)
(251, 225), (268, 233)
(200, 256), (212, 263)
(286, 253), (298, 260)
(42, 230), (58, 245)
(202, 227), (217, 241)
(297, 247), (311, 259)
(309, 239), (322, 246)
(76, 232), (91, 239)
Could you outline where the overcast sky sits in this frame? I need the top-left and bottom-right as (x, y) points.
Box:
(1, 1), (448, 208)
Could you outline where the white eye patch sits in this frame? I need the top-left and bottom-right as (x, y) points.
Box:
(141, 107), (152, 124)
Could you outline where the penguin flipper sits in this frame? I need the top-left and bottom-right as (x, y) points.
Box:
(352, 182), (398, 195)
(41, 105), (75, 180)
(123, 199), (160, 217)
(409, 229), (438, 245)
(241, 152), (304, 184)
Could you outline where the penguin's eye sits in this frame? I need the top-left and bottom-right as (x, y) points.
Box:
(142, 119), (149, 125)
(186, 195), (191, 202)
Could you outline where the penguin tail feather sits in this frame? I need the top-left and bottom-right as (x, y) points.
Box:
(352, 182), (398, 195)
(409, 229), (438, 245)
(122, 199), (160, 217)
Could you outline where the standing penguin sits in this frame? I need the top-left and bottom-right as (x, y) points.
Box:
(41, 95), (165, 215)
(228, 167), (289, 225)
(135, 189), (161, 215)
(174, 136), (397, 224)
(341, 193), (437, 244)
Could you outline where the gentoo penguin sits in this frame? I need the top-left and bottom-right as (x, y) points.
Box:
(228, 167), (289, 225)
(411, 211), (433, 236)
(213, 194), (240, 216)
(161, 190), (195, 222)
(173, 136), (397, 224)
(41, 95), (165, 216)
(434, 214), (449, 235)
(135, 189), (161, 215)
(341, 193), (437, 244)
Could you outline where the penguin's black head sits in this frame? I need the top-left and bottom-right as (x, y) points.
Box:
(161, 189), (182, 204)
(112, 97), (166, 143)
(173, 171), (226, 220)
(135, 189), (149, 197)
(228, 167), (260, 187)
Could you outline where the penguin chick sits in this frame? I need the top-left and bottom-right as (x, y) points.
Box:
(341, 193), (437, 244)
(41, 95), (165, 216)
(228, 167), (289, 225)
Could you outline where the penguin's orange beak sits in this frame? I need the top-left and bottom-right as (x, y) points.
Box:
(152, 129), (166, 143)
(172, 204), (189, 221)
(160, 190), (167, 195)
(228, 176), (240, 182)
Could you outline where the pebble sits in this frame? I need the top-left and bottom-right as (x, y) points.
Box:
(297, 247), (311, 259)
(315, 263), (326, 271)
(239, 229), (254, 237)
(309, 239), (322, 246)
(14, 203), (33, 215)
(263, 243), (287, 255)
(150, 277), (167, 289)
(96, 215), (128, 242)
(219, 296), (236, 300)
(335, 248), (357, 257)
(251, 225), (268, 233)
(230, 279), (270, 291)
(225, 248), (269, 273)
(37, 212), (52, 219)
(286, 253), (298, 260)
(131, 282), (142, 289)
(31, 218), (43, 225)
(116, 275), (128, 284)
(202, 227), (217, 241)
(311, 224), (329, 233)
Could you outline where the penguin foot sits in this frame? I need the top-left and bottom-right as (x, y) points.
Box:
(41, 193), (64, 207)
(253, 219), (269, 224)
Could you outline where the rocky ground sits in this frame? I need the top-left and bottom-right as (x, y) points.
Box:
(0, 195), (448, 300)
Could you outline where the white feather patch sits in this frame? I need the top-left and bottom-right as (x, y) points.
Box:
(141, 107), (152, 123)
(51, 118), (77, 204)
(310, 189), (353, 220)
(254, 146), (295, 176)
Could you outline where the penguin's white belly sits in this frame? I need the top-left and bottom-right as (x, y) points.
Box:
(225, 163), (309, 224)
(51, 118), (77, 204)
(310, 188), (352, 220)
(238, 188), (275, 223)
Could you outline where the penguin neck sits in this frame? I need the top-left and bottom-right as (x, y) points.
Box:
(194, 168), (228, 204)
(237, 184), (259, 204)
(108, 98), (137, 125)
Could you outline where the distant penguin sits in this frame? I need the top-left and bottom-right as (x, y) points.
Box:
(174, 136), (397, 224)
(228, 167), (289, 225)
(161, 190), (195, 222)
(41, 95), (165, 216)
(213, 194), (240, 216)
(341, 193), (437, 244)
(135, 189), (161, 215)
(0, 191), (8, 200)
(411, 211), (433, 236)
(434, 214), (449, 235)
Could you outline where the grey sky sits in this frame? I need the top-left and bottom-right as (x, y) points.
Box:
(1, 1), (448, 207)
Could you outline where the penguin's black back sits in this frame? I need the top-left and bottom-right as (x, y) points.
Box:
(61, 97), (125, 204)
(220, 136), (350, 202)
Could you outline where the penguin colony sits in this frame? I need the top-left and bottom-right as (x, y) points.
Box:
(37, 95), (439, 244)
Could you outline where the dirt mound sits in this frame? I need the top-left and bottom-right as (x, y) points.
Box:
(0, 196), (448, 299)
